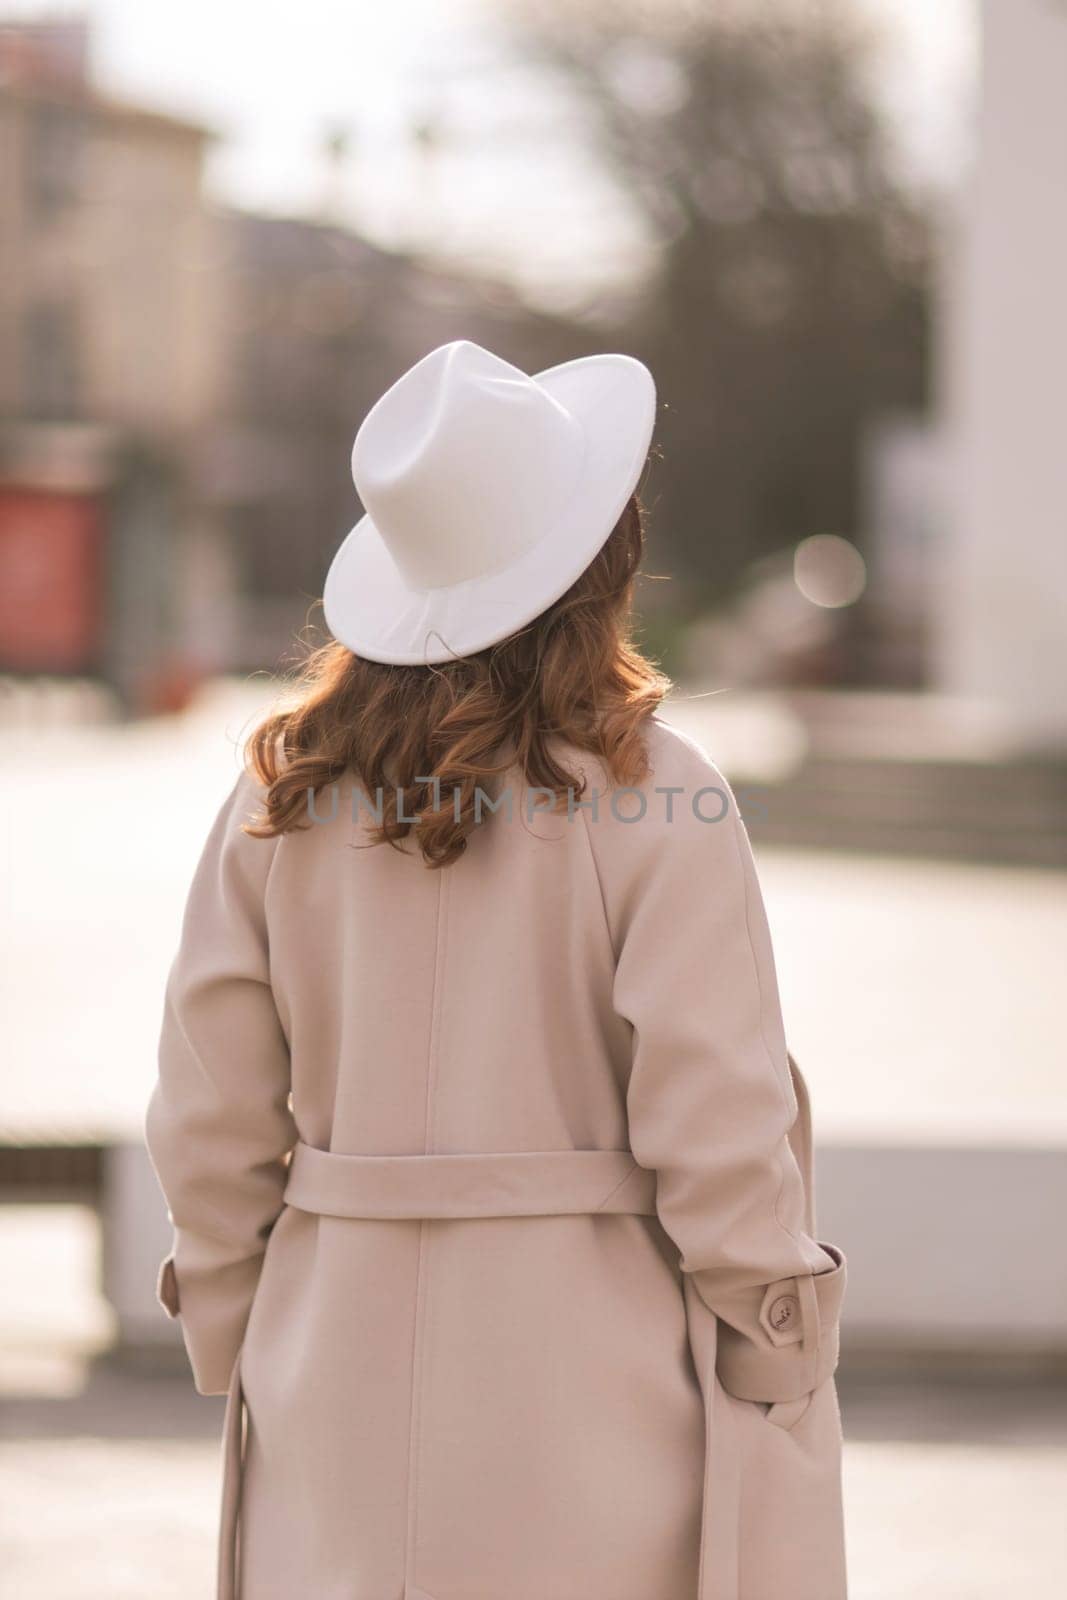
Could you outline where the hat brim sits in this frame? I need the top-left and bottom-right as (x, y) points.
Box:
(322, 352), (656, 666)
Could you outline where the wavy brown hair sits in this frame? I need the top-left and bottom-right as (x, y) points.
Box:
(244, 491), (670, 867)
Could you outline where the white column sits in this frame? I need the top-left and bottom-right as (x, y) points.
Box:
(937, 0), (1067, 748)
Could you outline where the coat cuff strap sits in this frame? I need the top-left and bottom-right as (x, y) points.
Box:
(715, 1242), (847, 1403)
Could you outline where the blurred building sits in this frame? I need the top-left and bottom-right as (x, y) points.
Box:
(0, 17), (223, 709)
(865, 0), (1067, 751)
(0, 17), (598, 703)
(197, 210), (597, 672)
(937, 0), (1067, 750)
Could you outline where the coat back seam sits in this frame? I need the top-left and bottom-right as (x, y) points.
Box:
(404, 863), (451, 1595)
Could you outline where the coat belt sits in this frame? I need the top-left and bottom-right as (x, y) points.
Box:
(282, 1140), (659, 1220)
(219, 1144), (658, 1595)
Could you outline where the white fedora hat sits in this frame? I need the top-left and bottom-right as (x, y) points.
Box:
(323, 339), (656, 665)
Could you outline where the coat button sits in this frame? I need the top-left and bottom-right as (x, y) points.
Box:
(768, 1293), (799, 1332)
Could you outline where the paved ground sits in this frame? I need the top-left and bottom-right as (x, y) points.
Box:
(2, 1207), (1066, 1598)
(3, 1364), (1066, 1598)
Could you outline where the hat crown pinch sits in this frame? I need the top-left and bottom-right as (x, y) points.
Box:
(351, 340), (586, 591)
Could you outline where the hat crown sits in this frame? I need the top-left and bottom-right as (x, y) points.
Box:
(351, 341), (587, 590)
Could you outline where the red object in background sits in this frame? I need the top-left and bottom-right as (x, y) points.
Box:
(138, 659), (204, 716)
(0, 487), (104, 671)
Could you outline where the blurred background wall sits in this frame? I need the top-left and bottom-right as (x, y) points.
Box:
(1, 3), (1065, 1596)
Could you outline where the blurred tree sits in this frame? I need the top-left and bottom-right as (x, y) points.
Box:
(508, 0), (930, 616)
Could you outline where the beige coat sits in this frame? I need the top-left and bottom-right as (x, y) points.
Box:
(145, 715), (848, 1600)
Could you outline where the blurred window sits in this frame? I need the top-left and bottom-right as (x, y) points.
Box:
(25, 100), (86, 217)
(22, 301), (81, 419)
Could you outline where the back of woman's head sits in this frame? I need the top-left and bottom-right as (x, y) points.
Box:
(245, 492), (670, 867)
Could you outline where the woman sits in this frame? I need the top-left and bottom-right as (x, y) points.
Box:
(145, 340), (848, 1600)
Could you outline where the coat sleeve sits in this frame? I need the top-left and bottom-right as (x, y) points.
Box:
(582, 723), (846, 1405)
(144, 769), (297, 1395)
